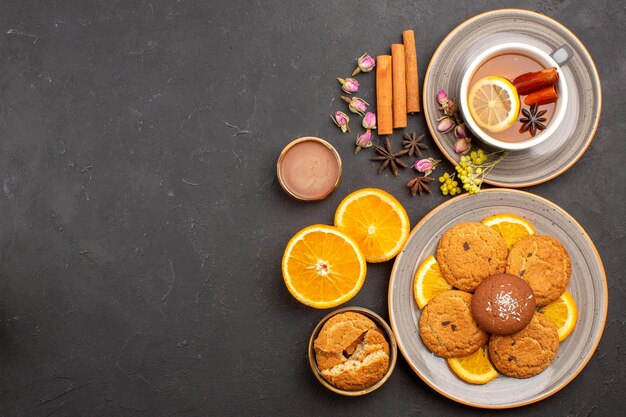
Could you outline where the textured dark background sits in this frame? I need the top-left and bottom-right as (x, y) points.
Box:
(0, 0), (624, 416)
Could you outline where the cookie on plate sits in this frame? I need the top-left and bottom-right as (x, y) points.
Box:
(506, 235), (571, 306)
(489, 312), (559, 378)
(471, 273), (536, 335)
(419, 290), (488, 358)
(436, 222), (508, 292)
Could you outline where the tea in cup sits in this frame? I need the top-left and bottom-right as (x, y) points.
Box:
(459, 42), (572, 151)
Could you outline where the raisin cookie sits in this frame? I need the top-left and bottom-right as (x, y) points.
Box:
(419, 290), (488, 358)
(489, 312), (559, 378)
(506, 235), (571, 306)
(436, 222), (508, 292)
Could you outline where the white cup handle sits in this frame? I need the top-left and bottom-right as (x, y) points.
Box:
(551, 44), (574, 66)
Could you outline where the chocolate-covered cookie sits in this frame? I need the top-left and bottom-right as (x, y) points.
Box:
(471, 273), (536, 335)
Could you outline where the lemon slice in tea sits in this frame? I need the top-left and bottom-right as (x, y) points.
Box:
(468, 76), (520, 133)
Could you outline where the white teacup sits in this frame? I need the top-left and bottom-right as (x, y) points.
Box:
(459, 42), (572, 151)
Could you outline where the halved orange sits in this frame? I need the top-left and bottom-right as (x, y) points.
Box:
(282, 224), (366, 309)
(481, 213), (536, 249)
(447, 345), (498, 385)
(413, 256), (452, 309)
(539, 291), (578, 341)
(468, 76), (520, 133)
(334, 188), (410, 263)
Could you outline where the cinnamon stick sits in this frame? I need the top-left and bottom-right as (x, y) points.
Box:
(524, 85), (559, 106)
(513, 67), (559, 95)
(403, 30), (420, 113)
(376, 55), (393, 135)
(391, 44), (407, 129)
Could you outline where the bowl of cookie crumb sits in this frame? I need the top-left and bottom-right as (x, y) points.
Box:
(308, 306), (397, 396)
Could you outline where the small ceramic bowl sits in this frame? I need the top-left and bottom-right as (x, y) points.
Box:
(307, 306), (397, 396)
(276, 137), (342, 201)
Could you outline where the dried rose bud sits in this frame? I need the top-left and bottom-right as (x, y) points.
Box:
(352, 53), (376, 76)
(331, 111), (351, 133)
(437, 116), (455, 133)
(337, 77), (359, 94)
(454, 123), (469, 139)
(362, 112), (377, 129)
(436, 89), (458, 116)
(414, 158), (433, 173)
(414, 157), (440, 176)
(436, 89), (449, 107)
(454, 138), (471, 154)
(342, 96), (368, 115)
(354, 130), (372, 154)
(442, 98), (458, 116)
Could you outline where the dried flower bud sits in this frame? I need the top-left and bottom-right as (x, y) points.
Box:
(436, 89), (449, 107)
(342, 96), (368, 115)
(454, 123), (469, 139)
(436, 116), (455, 133)
(414, 158), (433, 173)
(352, 53), (376, 76)
(454, 138), (471, 154)
(331, 111), (351, 133)
(362, 112), (377, 129)
(355, 130), (372, 154)
(414, 157), (440, 176)
(337, 77), (359, 94)
(442, 98), (458, 116)
(437, 89), (457, 115)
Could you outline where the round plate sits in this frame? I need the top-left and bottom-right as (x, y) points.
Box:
(422, 9), (602, 188)
(388, 189), (607, 408)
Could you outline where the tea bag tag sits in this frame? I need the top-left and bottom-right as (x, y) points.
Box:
(551, 44), (574, 66)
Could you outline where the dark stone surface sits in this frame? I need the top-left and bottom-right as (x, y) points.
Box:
(0, 0), (623, 416)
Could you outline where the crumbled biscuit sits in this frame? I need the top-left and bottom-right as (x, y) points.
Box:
(320, 350), (389, 391)
(314, 312), (390, 390)
(313, 312), (376, 353)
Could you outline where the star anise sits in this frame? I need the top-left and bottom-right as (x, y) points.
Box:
(407, 176), (434, 196)
(372, 137), (409, 175)
(402, 131), (428, 157)
(519, 103), (547, 136)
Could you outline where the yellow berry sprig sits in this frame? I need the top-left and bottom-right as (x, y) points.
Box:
(440, 149), (507, 196)
(439, 172), (462, 196)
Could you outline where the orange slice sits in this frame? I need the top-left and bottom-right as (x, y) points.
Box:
(447, 345), (498, 385)
(468, 76), (520, 133)
(539, 291), (578, 341)
(481, 213), (536, 249)
(282, 224), (367, 309)
(334, 188), (410, 263)
(413, 256), (452, 309)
